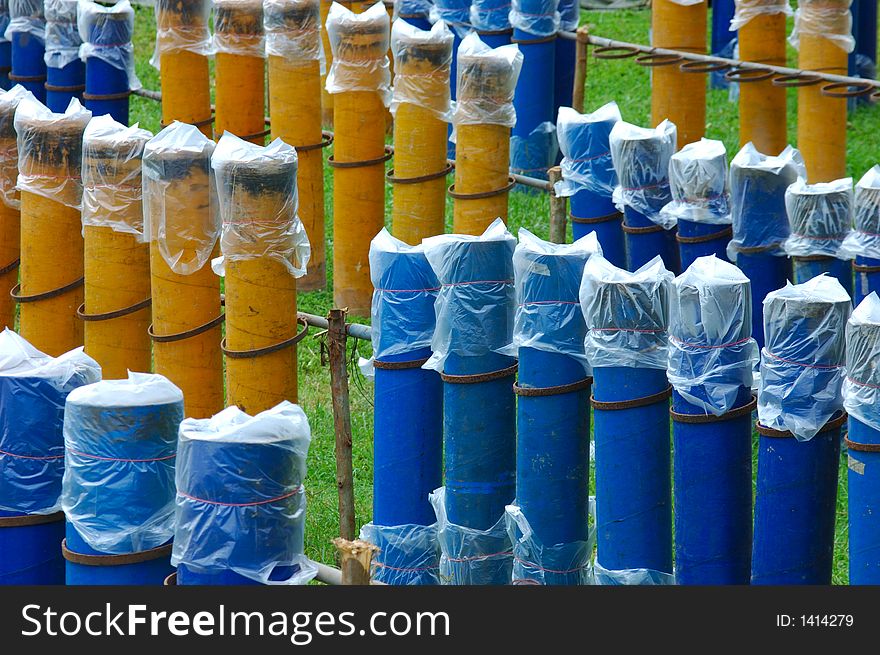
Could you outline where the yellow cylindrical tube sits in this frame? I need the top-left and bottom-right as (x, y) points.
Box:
(0, 89), (25, 331)
(16, 104), (90, 357)
(320, 0), (335, 128)
(390, 22), (453, 244)
(651, 0), (707, 148)
(81, 122), (152, 379)
(143, 127), (223, 419)
(796, 0), (851, 182)
(155, 0), (213, 136)
(267, 0), (326, 291)
(735, 0), (788, 154)
(328, 3), (390, 316)
(214, 0), (266, 143)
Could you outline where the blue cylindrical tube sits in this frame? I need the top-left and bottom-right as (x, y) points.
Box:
(395, 0), (432, 30)
(752, 276), (850, 584)
(424, 221), (516, 585)
(857, 0), (877, 76)
(44, 0), (83, 112)
(668, 256), (758, 585)
(843, 167), (880, 304)
(8, 0), (46, 101)
(553, 0), (578, 129)
(471, 0), (511, 48)
(366, 230), (442, 585)
(610, 120), (680, 274)
(511, 231), (596, 584)
(61, 374), (184, 585)
(433, 0), (470, 158)
(557, 103), (625, 268)
(80, 0), (135, 124)
(729, 144), (804, 349)
(581, 255), (674, 582)
(173, 402), (312, 586)
(710, 0), (736, 88)
(0, 511), (65, 584)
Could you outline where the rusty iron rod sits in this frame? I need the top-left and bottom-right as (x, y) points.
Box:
(328, 308), (357, 542)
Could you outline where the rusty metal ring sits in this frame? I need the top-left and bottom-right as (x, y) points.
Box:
(680, 59), (730, 74)
(821, 81), (876, 98)
(440, 363), (518, 385)
(9, 73), (47, 82)
(149, 314), (225, 344)
(77, 297), (152, 322)
(82, 89), (132, 101)
(373, 357), (430, 370)
(11, 277), (84, 304)
(296, 131), (334, 152)
(448, 176), (516, 200)
(161, 114), (215, 129)
(622, 222), (666, 235)
(570, 211), (623, 225)
(845, 437), (880, 453)
(237, 127), (272, 141)
(514, 377), (592, 398)
(386, 163), (453, 184)
(676, 226), (733, 244)
(511, 34), (557, 45)
(593, 45), (640, 60)
(62, 539), (173, 566)
(591, 385), (673, 411)
(328, 146), (394, 169)
(670, 396), (757, 424)
(44, 82), (86, 93)
(635, 52), (684, 68)
(772, 73), (822, 88)
(724, 67), (775, 84)
(0, 511), (64, 528)
(0, 258), (20, 277)
(221, 317), (308, 359)
(854, 263), (880, 273)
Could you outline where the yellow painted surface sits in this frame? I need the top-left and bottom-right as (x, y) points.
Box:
(738, 12), (787, 155)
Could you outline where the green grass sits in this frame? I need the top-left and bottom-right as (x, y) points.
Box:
(127, 4), (872, 583)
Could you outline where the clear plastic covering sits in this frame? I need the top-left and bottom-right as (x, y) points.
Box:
(789, 0), (854, 54)
(44, 0), (82, 69)
(394, 0), (433, 20)
(509, 0), (560, 37)
(730, 0), (792, 31)
(430, 486), (512, 585)
(840, 166), (880, 260)
(510, 120), (557, 176)
(325, 2), (391, 107)
(422, 218), (517, 372)
(359, 522), (441, 585)
(14, 96), (92, 209)
(470, 0), (510, 32)
(844, 292), (880, 432)
(727, 143), (806, 259)
(580, 254), (673, 370)
(431, 0), (471, 29)
(81, 115), (152, 240)
(61, 373), (184, 554)
(610, 119), (678, 229)
(211, 133), (310, 278)
(142, 121), (219, 276)
(660, 138), (732, 226)
(150, 0), (214, 69)
(4, 0), (45, 43)
(390, 18), (453, 121)
(667, 256), (759, 416)
(501, 228), (601, 374)
(0, 329), (101, 515)
(558, 0), (579, 30)
(172, 402), (317, 586)
(783, 177), (853, 259)
(505, 503), (595, 585)
(593, 561), (676, 585)
(265, 0), (324, 71)
(213, 0), (266, 57)
(0, 0), (9, 42)
(77, 0), (141, 91)
(452, 32), (522, 132)
(758, 275), (851, 441)
(555, 102), (621, 199)
(0, 84), (32, 210)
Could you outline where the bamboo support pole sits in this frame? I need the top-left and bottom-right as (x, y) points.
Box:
(328, 308), (356, 542)
(572, 26), (588, 113)
(796, 0), (851, 183)
(390, 24), (453, 244)
(736, 1), (788, 154)
(155, 0), (213, 136)
(267, 0), (327, 291)
(214, 0), (266, 143)
(81, 126), (152, 378)
(329, 5), (389, 316)
(0, 92), (21, 330)
(548, 166), (567, 243)
(332, 538), (377, 584)
(17, 107), (90, 356)
(651, 0), (707, 148)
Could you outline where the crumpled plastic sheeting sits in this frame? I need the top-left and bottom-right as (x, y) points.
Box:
(430, 486), (513, 585)
(212, 0), (265, 58)
(77, 0), (141, 91)
(758, 275), (851, 441)
(789, 0), (854, 54)
(593, 561), (676, 585)
(172, 401), (317, 586)
(61, 373), (183, 554)
(44, 0), (81, 70)
(509, 0), (560, 37)
(500, 228), (600, 374)
(325, 2), (391, 107)
(265, 0), (324, 72)
(390, 18), (453, 121)
(422, 218), (517, 372)
(394, 0), (433, 20)
(510, 120), (557, 178)
(730, 0), (792, 31)
(783, 177), (853, 259)
(4, 0), (44, 43)
(727, 143), (806, 260)
(14, 95), (92, 209)
(470, 0), (510, 32)
(142, 121), (219, 276)
(0, 1), (9, 43)
(558, 0), (579, 30)
(359, 522), (441, 585)
(660, 138), (731, 226)
(432, 0), (471, 29)
(555, 102), (620, 199)
(840, 166), (880, 260)
(843, 293), (880, 433)
(667, 256), (758, 416)
(0, 328), (100, 515)
(211, 133), (311, 278)
(580, 254), (673, 370)
(610, 119), (677, 229)
(81, 115), (151, 240)
(451, 32), (522, 132)
(150, 0), (214, 69)
(0, 84), (32, 210)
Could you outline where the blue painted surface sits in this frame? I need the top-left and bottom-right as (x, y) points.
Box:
(11, 31), (45, 101)
(46, 59), (84, 112)
(710, 0), (736, 88)
(855, 255), (880, 305)
(64, 524), (173, 586)
(848, 417), (880, 584)
(624, 206), (680, 274)
(677, 218), (731, 271)
(0, 511), (64, 585)
(83, 12), (132, 123)
(736, 251), (791, 349)
(793, 256), (853, 298)
(0, 42), (11, 90)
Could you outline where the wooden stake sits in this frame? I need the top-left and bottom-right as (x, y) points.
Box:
(333, 538), (378, 585)
(573, 26), (589, 113)
(328, 308), (356, 541)
(548, 166), (567, 244)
